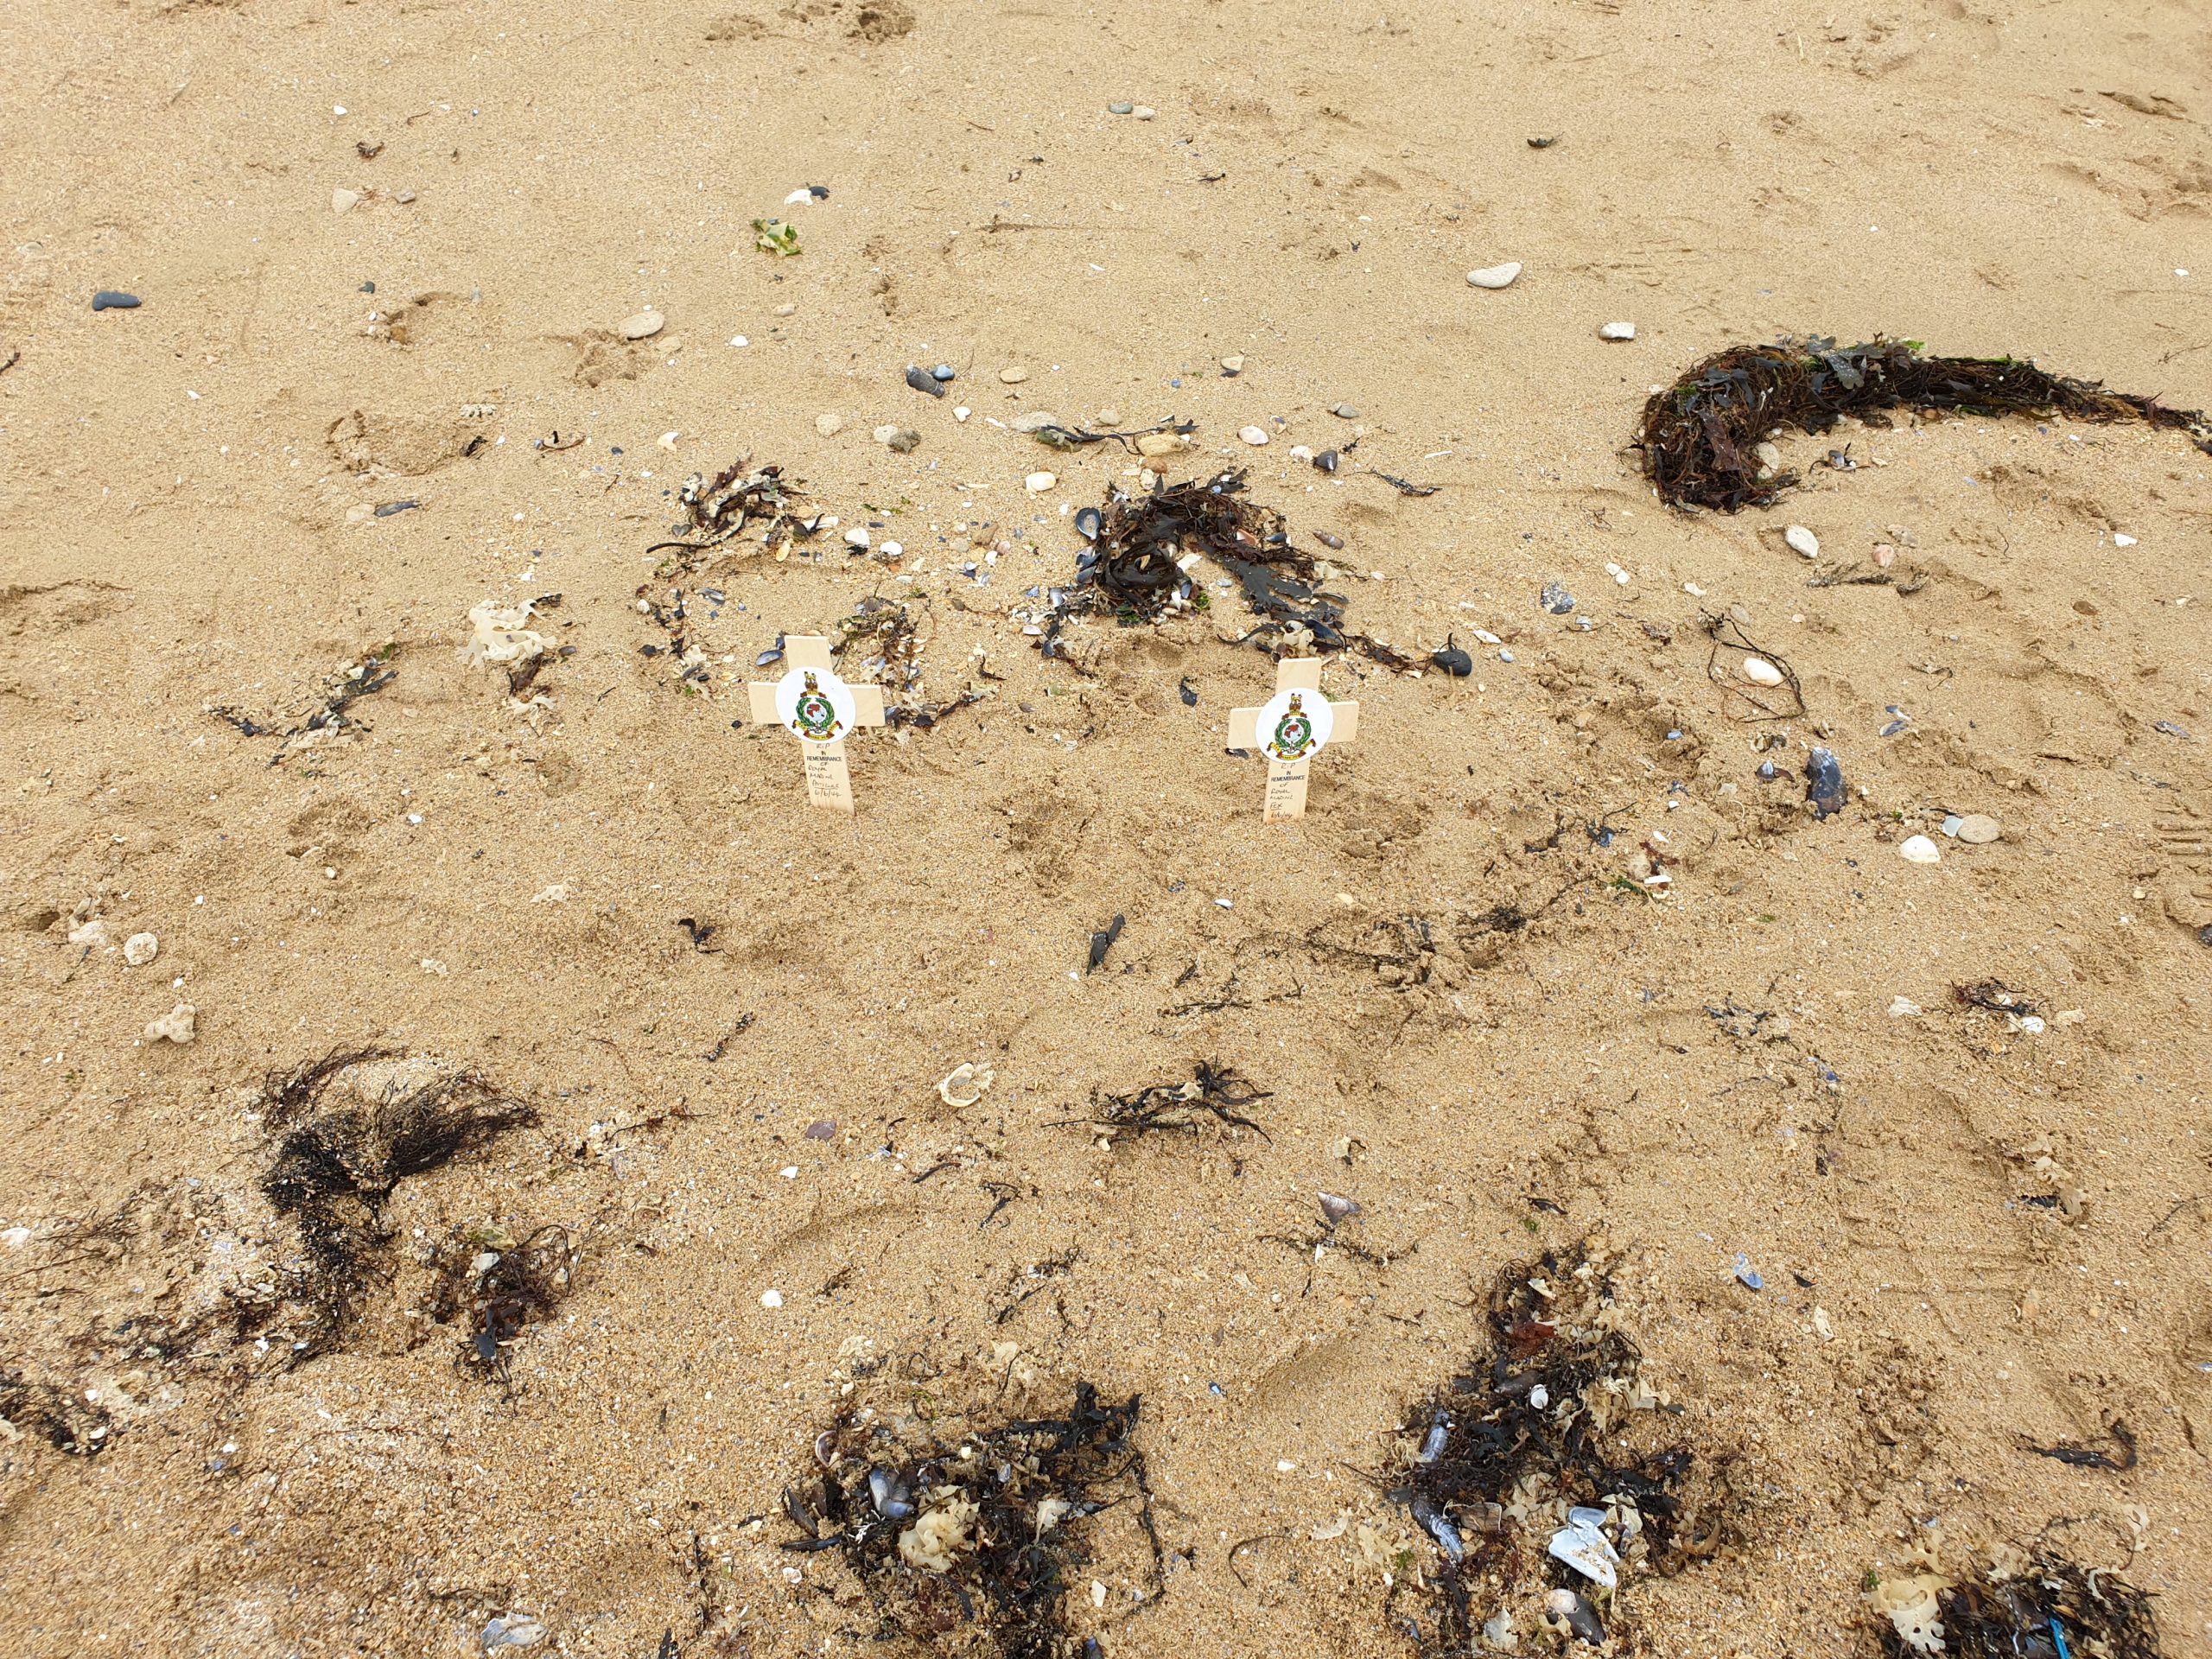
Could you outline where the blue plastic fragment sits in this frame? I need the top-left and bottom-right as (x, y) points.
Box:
(1732, 1253), (1763, 1291)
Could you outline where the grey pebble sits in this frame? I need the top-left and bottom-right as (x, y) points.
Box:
(1332, 404), (1360, 419)
(905, 365), (947, 398)
(373, 499), (419, 518)
(930, 363), (955, 382)
(92, 290), (141, 311)
(1540, 580), (1575, 614)
(1109, 102), (1134, 115)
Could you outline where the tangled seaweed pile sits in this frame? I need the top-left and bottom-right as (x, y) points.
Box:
(1637, 337), (2212, 512)
(1871, 1543), (2162, 1658)
(1039, 471), (1412, 666)
(1074, 1062), (1272, 1146)
(257, 1050), (537, 1361)
(787, 1381), (1162, 1659)
(1385, 1241), (1744, 1654)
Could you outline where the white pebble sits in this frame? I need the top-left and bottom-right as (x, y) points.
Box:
(954, 406), (970, 422)
(123, 932), (159, 967)
(331, 188), (360, 215)
(1784, 524), (1820, 558)
(618, 308), (665, 340)
(1466, 262), (1522, 289)
(1955, 814), (2002, 844)
(1741, 656), (1783, 688)
(843, 527), (871, 550)
(880, 541), (902, 558)
(760, 1288), (784, 1309)
(815, 413), (843, 437)
(1898, 835), (1942, 865)
(2113, 532), (2137, 546)
(1239, 426), (1269, 446)
(1599, 321), (1637, 340)
(1025, 471), (1057, 493)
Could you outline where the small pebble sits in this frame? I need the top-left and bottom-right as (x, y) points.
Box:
(1332, 404), (1360, 419)
(1539, 580), (1575, 614)
(2114, 532), (2138, 547)
(760, 1288), (784, 1309)
(1955, 813), (2001, 844)
(1783, 524), (1820, 558)
(905, 365), (947, 397)
(1000, 365), (1029, 384)
(92, 290), (141, 311)
(1239, 425), (1269, 446)
(1220, 353), (1245, 375)
(1898, 835), (1942, 865)
(816, 413), (843, 437)
(1431, 640), (1473, 677)
(1026, 471), (1057, 492)
(1135, 431), (1184, 457)
(930, 363), (955, 382)
(124, 932), (159, 967)
(332, 188), (361, 214)
(1466, 262), (1522, 289)
(1095, 407), (1121, 425)
(880, 427), (921, 453)
(619, 309), (664, 340)
(953, 406), (970, 421)
(1598, 321), (1636, 340)
(1754, 440), (1782, 475)
(805, 1119), (838, 1141)
(1108, 101), (1134, 115)
(1741, 655), (1783, 688)
(1133, 105), (1156, 120)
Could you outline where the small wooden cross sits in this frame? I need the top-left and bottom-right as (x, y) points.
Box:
(1226, 657), (1359, 820)
(747, 634), (885, 813)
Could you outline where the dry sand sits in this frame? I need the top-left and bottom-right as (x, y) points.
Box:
(3, 0), (2211, 1655)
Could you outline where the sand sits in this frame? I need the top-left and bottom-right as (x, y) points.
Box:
(3, 0), (2211, 1654)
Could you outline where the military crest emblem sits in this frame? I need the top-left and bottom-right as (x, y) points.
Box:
(1258, 685), (1333, 762)
(772, 662), (860, 746)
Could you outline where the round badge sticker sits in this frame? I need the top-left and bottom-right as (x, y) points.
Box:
(774, 664), (859, 745)
(1255, 685), (1333, 762)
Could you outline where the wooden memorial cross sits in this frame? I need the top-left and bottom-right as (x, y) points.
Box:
(747, 634), (885, 813)
(1226, 657), (1359, 820)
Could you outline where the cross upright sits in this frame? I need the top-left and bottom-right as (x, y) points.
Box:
(747, 634), (886, 813)
(1226, 657), (1360, 821)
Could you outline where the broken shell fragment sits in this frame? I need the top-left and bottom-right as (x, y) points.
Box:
(145, 1002), (197, 1045)
(938, 1063), (995, 1107)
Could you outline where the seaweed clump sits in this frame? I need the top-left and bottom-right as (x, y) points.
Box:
(1638, 337), (2212, 512)
(1872, 1549), (2161, 1658)
(424, 1224), (579, 1395)
(1071, 1062), (1271, 1146)
(788, 1381), (1164, 1659)
(258, 1049), (537, 1361)
(637, 456), (821, 680)
(1039, 471), (1412, 666)
(1383, 1239), (1745, 1654)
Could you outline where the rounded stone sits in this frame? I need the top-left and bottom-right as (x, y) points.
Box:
(1784, 524), (1820, 558)
(1741, 655), (1784, 687)
(619, 309), (665, 340)
(999, 365), (1029, 384)
(124, 932), (159, 967)
(1239, 425), (1269, 446)
(1025, 471), (1057, 493)
(1467, 262), (1522, 289)
(1599, 321), (1637, 340)
(1955, 813), (2002, 844)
